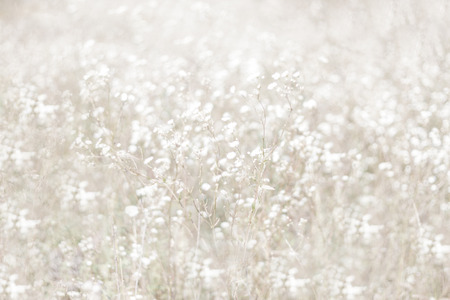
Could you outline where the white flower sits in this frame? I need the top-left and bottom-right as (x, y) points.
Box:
(226, 152), (236, 160)
(261, 184), (275, 191)
(125, 205), (139, 218)
(268, 82), (277, 90)
(201, 183), (211, 191)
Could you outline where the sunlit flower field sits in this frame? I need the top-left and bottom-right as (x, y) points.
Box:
(1, 0), (450, 299)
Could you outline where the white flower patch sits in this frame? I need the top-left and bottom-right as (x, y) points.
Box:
(2, 2), (449, 299)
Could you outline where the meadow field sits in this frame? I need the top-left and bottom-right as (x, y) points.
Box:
(0, 0), (449, 299)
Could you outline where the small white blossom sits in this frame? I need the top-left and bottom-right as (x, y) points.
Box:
(201, 183), (211, 191)
(125, 205), (139, 218)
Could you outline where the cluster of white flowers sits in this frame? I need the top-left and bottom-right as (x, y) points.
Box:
(1, 0), (449, 299)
